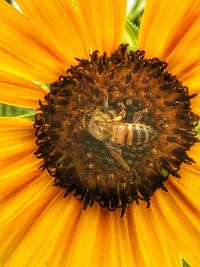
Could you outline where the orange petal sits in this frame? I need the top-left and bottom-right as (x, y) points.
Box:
(0, 153), (42, 200)
(66, 203), (182, 267)
(0, 1), (66, 83)
(0, 194), (182, 267)
(150, 142), (200, 266)
(0, 166), (81, 267)
(16, 0), (89, 68)
(0, 172), (61, 267)
(77, 0), (127, 54)
(153, 168), (200, 267)
(127, 204), (181, 267)
(180, 66), (200, 94)
(187, 142), (200, 168)
(139, 0), (200, 93)
(0, 117), (35, 169)
(0, 71), (45, 108)
(190, 94), (200, 116)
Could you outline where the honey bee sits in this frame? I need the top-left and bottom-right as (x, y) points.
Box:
(82, 105), (156, 172)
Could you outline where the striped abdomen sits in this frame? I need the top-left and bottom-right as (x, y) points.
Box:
(109, 123), (156, 145)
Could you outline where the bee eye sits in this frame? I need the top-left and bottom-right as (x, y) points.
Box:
(85, 110), (92, 119)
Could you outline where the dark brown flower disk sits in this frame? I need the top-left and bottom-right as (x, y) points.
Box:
(34, 44), (199, 216)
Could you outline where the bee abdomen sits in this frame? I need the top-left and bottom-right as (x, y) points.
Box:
(132, 124), (155, 145)
(110, 123), (127, 144)
(110, 123), (156, 145)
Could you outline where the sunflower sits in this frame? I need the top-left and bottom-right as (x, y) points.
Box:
(0, 0), (200, 266)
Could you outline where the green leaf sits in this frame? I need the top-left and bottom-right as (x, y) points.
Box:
(123, 19), (139, 51)
(127, 0), (145, 27)
(0, 103), (35, 121)
(196, 120), (200, 135)
(182, 259), (190, 267)
(161, 169), (168, 177)
(18, 113), (36, 121)
(36, 82), (50, 91)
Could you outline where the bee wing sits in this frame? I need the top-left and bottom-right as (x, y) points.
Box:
(105, 143), (130, 172)
(94, 121), (113, 136)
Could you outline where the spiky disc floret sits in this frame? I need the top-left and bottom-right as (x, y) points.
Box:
(34, 44), (199, 216)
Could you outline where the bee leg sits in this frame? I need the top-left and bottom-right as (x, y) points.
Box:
(118, 101), (126, 110)
(111, 105), (126, 122)
(105, 143), (130, 172)
(117, 102), (126, 120)
(102, 90), (109, 110)
(111, 115), (123, 122)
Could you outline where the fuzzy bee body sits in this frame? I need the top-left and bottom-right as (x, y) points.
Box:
(98, 121), (156, 146)
(82, 107), (156, 172)
(83, 107), (156, 146)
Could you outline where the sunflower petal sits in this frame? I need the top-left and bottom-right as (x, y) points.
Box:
(0, 1), (65, 82)
(190, 94), (200, 116)
(66, 204), (181, 267)
(0, 174), (80, 267)
(149, 143), (200, 267)
(0, 173), (61, 267)
(77, 0), (127, 54)
(180, 66), (200, 94)
(0, 116), (63, 266)
(126, 204), (181, 267)
(139, 0), (200, 93)
(187, 142), (200, 167)
(16, 0), (89, 68)
(0, 117), (35, 168)
(0, 71), (45, 108)
(0, 153), (42, 199)
(154, 170), (200, 267)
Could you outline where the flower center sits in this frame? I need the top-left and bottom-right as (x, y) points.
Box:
(34, 44), (199, 216)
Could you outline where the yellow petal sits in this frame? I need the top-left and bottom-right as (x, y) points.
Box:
(0, 71), (45, 108)
(0, 116), (33, 131)
(77, 0), (127, 54)
(66, 204), (182, 267)
(0, 153), (42, 200)
(190, 94), (200, 116)
(180, 66), (200, 94)
(187, 142), (200, 167)
(64, 207), (104, 267)
(154, 169), (200, 267)
(63, 208), (136, 267)
(0, 192), (182, 267)
(139, 0), (200, 93)
(0, 1), (65, 83)
(125, 204), (181, 267)
(0, 173), (61, 267)
(0, 117), (35, 168)
(16, 0), (89, 68)
(149, 142), (200, 266)
(0, 176), (80, 267)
